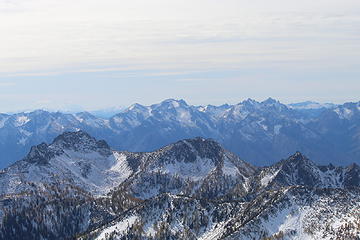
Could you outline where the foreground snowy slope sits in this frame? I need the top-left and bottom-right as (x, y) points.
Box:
(0, 131), (133, 196)
(0, 131), (358, 239)
(84, 152), (360, 240)
(89, 187), (360, 240)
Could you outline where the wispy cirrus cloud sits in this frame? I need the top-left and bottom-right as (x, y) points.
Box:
(0, 0), (359, 111)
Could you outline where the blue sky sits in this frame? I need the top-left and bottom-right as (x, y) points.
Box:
(0, 0), (359, 112)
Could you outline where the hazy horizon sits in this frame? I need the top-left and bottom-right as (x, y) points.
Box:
(1, 97), (355, 115)
(1, 0), (359, 112)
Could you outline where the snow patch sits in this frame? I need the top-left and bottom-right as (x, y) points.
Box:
(222, 157), (239, 177)
(156, 157), (215, 181)
(95, 215), (138, 240)
(15, 116), (30, 126)
(334, 108), (353, 120)
(261, 206), (312, 239)
(17, 137), (27, 145)
(176, 109), (194, 126)
(274, 125), (282, 135)
(261, 169), (280, 187)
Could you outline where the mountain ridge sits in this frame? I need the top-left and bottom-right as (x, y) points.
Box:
(0, 131), (359, 239)
(0, 98), (359, 168)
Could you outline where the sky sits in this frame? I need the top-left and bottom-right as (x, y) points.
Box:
(0, 0), (359, 112)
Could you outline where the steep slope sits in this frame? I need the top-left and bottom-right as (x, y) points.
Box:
(308, 101), (360, 165)
(0, 131), (133, 196)
(74, 136), (359, 240)
(83, 193), (243, 240)
(84, 183), (360, 240)
(108, 99), (218, 153)
(254, 152), (360, 190)
(0, 110), (114, 169)
(0, 131), (136, 239)
(216, 187), (360, 240)
(0, 132), (359, 239)
(0, 132), (257, 239)
(113, 137), (256, 200)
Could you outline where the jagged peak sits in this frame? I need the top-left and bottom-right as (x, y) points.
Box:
(126, 103), (148, 112)
(158, 137), (226, 165)
(275, 151), (317, 171)
(286, 151), (312, 163)
(51, 130), (110, 154)
(162, 98), (187, 104)
(240, 98), (258, 105)
(24, 142), (61, 165)
(262, 97), (279, 105)
(24, 131), (111, 164)
(156, 98), (189, 109)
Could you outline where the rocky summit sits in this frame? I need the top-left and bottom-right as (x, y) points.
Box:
(0, 131), (358, 239)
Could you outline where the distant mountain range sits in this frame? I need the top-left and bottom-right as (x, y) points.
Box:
(0, 98), (359, 168)
(0, 131), (358, 239)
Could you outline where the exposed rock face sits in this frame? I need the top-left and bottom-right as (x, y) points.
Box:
(25, 142), (58, 165)
(0, 132), (359, 240)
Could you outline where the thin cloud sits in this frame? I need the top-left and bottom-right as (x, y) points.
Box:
(0, 81), (16, 87)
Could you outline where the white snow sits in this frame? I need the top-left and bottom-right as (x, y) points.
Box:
(155, 156), (215, 181)
(75, 115), (84, 123)
(317, 168), (344, 188)
(49, 151), (133, 195)
(261, 169), (280, 187)
(274, 125), (282, 135)
(198, 106), (207, 112)
(198, 220), (230, 240)
(95, 215), (138, 240)
(0, 117), (9, 128)
(261, 206), (312, 239)
(15, 116), (30, 126)
(0, 150), (133, 197)
(228, 104), (249, 120)
(172, 101), (180, 108)
(176, 108), (194, 126)
(222, 157), (239, 177)
(334, 108), (353, 119)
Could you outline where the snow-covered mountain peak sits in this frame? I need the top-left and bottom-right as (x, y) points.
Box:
(277, 151), (319, 175)
(260, 98), (290, 113)
(332, 101), (360, 120)
(0, 132), (359, 239)
(241, 98), (258, 105)
(257, 151), (360, 190)
(51, 130), (111, 155)
(120, 136), (256, 200)
(126, 103), (148, 112)
(150, 99), (190, 114)
(23, 131), (111, 165)
(278, 151), (315, 168)
(258, 152), (322, 188)
(24, 142), (60, 165)
(158, 98), (188, 108)
(262, 97), (279, 105)
(162, 137), (225, 164)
